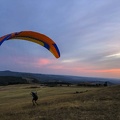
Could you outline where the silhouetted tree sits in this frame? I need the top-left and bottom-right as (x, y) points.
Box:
(104, 82), (108, 86)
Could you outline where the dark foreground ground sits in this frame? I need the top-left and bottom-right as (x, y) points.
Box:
(0, 84), (120, 120)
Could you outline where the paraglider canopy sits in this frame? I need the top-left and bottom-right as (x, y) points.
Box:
(0, 31), (60, 58)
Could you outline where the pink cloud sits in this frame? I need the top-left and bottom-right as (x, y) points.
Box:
(49, 65), (64, 69)
(7, 57), (53, 66)
(48, 62), (120, 78)
(37, 58), (52, 65)
(68, 67), (120, 78)
(1, 55), (120, 78)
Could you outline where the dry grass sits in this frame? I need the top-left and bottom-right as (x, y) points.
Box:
(0, 84), (120, 120)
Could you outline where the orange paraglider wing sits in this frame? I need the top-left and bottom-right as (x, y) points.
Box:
(0, 31), (60, 58)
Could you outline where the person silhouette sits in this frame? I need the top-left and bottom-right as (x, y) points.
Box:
(31, 91), (38, 106)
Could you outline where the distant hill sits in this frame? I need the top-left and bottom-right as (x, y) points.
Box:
(0, 76), (28, 85)
(0, 70), (120, 85)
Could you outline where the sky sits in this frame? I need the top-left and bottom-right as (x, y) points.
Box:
(0, 0), (120, 79)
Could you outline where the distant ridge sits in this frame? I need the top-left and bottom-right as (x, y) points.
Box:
(0, 70), (22, 76)
(0, 70), (120, 85)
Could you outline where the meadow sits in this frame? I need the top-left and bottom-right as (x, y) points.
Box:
(0, 84), (120, 120)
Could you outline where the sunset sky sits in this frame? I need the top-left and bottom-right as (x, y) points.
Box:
(0, 0), (120, 79)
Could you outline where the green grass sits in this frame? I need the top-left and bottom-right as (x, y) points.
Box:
(0, 84), (120, 120)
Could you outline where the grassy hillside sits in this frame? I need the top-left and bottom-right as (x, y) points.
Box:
(0, 84), (119, 120)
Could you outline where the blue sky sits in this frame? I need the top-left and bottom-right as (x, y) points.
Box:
(0, 0), (120, 79)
